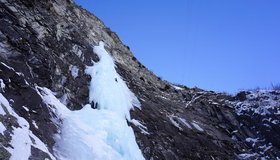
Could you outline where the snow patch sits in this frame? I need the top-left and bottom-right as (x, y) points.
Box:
(232, 90), (280, 156)
(168, 115), (193, 130)
(37, 87), (70, 119)
(31, 22), (47, 39)
(15, 72), (24, 76)
(0, 122), (6, 135)
(171, 84), (184, 90)
(0, 93), (55, 160)
(238, 153), (258, 159)
(130, 119), (149, 135)
(233, 90), (280, 116)
(0, 62), (14, 71)
(258, 144), (272, 152)
(69, 65), (79, 79)
(0, 94), (13, 114)
(71, 45), (83, 60)
(245, 137), (259, 147)
(32, 120), (39, 129)
(6, 118), (33, 160)
(178, 117), (192, 129)
(192, 122), (204, 132)
(22, 105), (29, 112)
(155, 95), (169, 100)
(168, 115), (183, 131)
(246, 137), (259, 143)
(185, 95), (202, 108)
(56, 24), (62, 41)
(0, 79), (5, 91)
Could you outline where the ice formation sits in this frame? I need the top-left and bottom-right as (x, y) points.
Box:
(50, 41), (144, 160)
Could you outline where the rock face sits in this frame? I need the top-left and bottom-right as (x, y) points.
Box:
(0, 0), (279, 159)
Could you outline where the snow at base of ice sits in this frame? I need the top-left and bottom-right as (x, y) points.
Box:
(44, 42), (144, 160)
(54, 105), (143, 160)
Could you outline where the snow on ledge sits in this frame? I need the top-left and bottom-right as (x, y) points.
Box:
(171, 84), (184, 90)
(191, 121), (204, 132)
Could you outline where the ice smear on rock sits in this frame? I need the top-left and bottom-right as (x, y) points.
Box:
(48, 42), (144, 160)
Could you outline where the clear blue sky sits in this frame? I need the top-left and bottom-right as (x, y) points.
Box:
(75, 0), (280, 93)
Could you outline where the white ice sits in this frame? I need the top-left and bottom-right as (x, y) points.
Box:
(50, 42), (144, 160)
(85, 41), (140, 119)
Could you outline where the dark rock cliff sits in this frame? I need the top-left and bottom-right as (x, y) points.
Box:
(0, 0), (279, 159)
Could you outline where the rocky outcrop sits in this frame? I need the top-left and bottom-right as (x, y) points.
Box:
(0, 0), (279, 159)
(232, 90), (280, 158)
